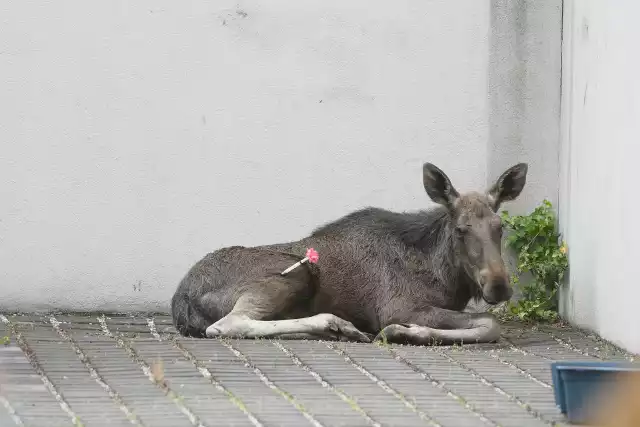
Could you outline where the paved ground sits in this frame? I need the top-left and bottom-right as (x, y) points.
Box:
(0, 314), (636, 427)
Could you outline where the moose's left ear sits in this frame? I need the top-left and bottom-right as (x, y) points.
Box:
(487, 163), (528, 210)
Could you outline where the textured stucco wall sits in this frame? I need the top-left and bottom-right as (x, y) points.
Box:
(0, 1), (561, 313)
(488, 0), (562, 213)
(559, 0), (640, 354)
(467, 0), (563, 313)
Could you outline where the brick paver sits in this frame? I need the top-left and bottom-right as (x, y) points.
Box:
(0, 314), (636, 427)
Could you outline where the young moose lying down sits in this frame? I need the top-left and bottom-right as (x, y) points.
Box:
(171, 162), (528, 345)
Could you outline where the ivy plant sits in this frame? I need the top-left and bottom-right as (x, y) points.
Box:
(499, 199), (568, 322)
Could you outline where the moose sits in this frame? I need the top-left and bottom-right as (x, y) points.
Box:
(171, 162), (528, 345)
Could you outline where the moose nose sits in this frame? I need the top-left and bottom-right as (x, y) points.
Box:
(479, 270), (513, 304)
(483, 287), (513, 305)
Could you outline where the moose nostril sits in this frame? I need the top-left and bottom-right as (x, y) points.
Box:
(494, 275), (508, 288)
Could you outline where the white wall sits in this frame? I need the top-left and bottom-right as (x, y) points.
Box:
(559, 0), (640, 354)
(0, 1), (561, 313)
(488, 0), (562, 213)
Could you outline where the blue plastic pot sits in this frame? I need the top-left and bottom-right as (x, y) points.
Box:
(551, 361), (640, 424)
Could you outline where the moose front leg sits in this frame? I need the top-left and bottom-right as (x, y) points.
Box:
(375, 308), (500, 345)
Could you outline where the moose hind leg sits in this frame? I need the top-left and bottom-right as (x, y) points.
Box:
(206, 312), (370, 342)
(204, 276), (370, 342)
(375, 310), (500, 345)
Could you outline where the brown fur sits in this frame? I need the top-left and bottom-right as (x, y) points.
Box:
(171, 162), (528, 344)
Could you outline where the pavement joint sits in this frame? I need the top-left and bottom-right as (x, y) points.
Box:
(145, 318), (265, 427)
(3, 314), (636, 427)
(49, 315), (144, 426)
(0, 393), (24, 427)
(544, 331), (601, 360)
(383, 346), (498, 427)
(217, 339), (325, 427)
(96, 316), (207, 427)
(433, 348), (555, 426)
(486, 351), (552, 389)
(435, 343), (553, 388)
(500, 335), (554, 361)
(326, 342), (443, 427)
(273, 341), (382, 427)
(1, 314), (83, 427)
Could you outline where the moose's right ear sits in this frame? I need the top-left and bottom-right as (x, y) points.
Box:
(423, 163), (460, 207)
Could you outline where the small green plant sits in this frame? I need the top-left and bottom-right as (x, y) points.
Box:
(1, 335), (9, 345)
(375, 330), (389, 347)
(500, 199), (568, 322)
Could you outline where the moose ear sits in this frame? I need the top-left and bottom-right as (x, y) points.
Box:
(487, 163), (528, 210)
(423, 163), (460, 207)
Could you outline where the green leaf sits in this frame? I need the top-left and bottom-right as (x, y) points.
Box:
(500, 200), (568, 323)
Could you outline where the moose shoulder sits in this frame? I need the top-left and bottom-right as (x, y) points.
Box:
(171, 162), (528, 345)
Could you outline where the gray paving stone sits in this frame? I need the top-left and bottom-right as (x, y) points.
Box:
(393, 347), (548, 427)
(232, 339), (378, 427)
(15, 321), (136, 427)
(54, 315), (195, 427)
(536, 324), (632, 361)
(0, 330), (71, 427)
(489, 349), (555, 384)
(501, 324), (596, 361)
(178, 338), (313, 427)
(442, 349), (562, 422)
(105, 317), (283, 427)
(105, 315), (312, 427)
(1, 314), (636, 427)
(299, 341), (488, 427)
(0, 403), (16, 427)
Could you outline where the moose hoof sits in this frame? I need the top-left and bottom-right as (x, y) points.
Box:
(315, 314), (371, 343)
(205, 325), (223, 338)
(374, 324), (406, 343)
(374, 324), (436, 345)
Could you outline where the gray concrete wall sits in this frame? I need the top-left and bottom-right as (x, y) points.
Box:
(488, 0), (562, 213)
(0, 1), (561, 313)
(558, 0), (640, 354)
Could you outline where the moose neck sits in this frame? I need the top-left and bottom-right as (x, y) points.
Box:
(395, 207), (481, 303)
(394, 207), (454, 253)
